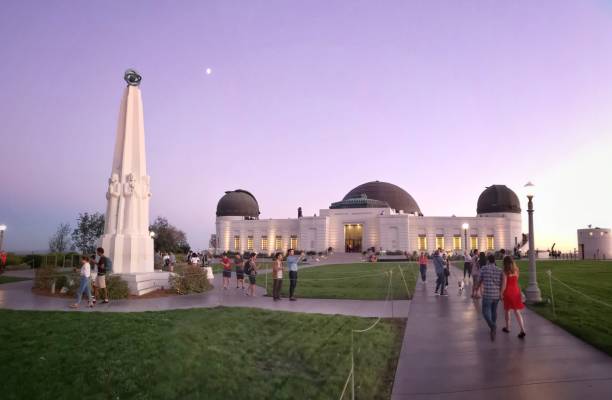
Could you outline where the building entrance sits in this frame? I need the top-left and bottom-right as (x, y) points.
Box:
(344, 224), (363, 252)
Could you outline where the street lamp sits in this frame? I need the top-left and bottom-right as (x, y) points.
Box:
(462, 223), (469, 253)
(0, 224), (6, 253)
(524, 182), (542, 303)
(149, 231), (156, 238)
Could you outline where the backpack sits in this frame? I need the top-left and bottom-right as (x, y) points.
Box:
(104, 256), (113, 273)
(244, 261), (252, 276)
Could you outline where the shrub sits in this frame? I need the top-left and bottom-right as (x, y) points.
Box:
(169, 265), (211, 295)
(106, 275), (129, 299)
(4, 253), (24, 266)
(34, 266), (58, 289)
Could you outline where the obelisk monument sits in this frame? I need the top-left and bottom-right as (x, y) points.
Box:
(99, 70), (159, 293)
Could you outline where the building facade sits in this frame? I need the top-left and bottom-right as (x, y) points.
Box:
(215, 182), (523, 255)
(577, 227), (611, 260)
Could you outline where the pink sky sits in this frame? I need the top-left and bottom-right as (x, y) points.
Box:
(1, 0), (611, 252)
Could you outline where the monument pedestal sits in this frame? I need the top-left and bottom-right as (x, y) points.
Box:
(122, 271), (171, 296)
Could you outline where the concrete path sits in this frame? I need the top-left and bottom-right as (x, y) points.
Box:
(391, 266), (612, 399)
(0, 269), (409, 318)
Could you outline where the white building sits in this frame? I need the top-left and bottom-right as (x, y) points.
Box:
(215, 181), (523, 255)
(577, 227), (611, 260)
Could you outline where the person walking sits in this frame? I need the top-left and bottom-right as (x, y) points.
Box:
(443, 252), (450, 288)
(501, 256), (526, 339)
(70, 255), (94, 308)
(272, 252), (284, 300)
(471, 251), (484, 298)
(221, 255), (232, 290)
(95, 247), (111, 304)
(234, 254), (245, 290)
(477, 254), (504, 341)
(433, 249), (448, 296)
(286, 249), (305, 301)
(169, 252), (176, 272)
(90, 253), (98, 304)
(244, 253), (258, 297)
(463, 251), (473, 280)
(418, 252), (427, 283)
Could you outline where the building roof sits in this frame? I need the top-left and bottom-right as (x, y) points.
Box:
(336, 181), (423, 215)
(216, 189), (260, 218)
(476, 185), (521, 214)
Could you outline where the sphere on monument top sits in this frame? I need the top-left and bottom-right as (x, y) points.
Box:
(124, 69), (142, 86)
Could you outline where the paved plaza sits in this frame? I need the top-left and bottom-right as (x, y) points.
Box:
(391, 267), (612, 399)
(1, 261), (612, 399)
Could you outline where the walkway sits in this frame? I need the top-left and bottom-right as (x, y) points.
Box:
(391, 266), (612, 399)
(0, 267), (409, 318)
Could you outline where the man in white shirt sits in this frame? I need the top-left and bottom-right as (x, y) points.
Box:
(70, 255), (93, 308)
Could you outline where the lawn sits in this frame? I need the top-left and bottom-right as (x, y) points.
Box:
(515, 260), (612, 355)
(0, 308), (404, 400)
(0, 275), (30, 284)
(262, 262), (418, 300)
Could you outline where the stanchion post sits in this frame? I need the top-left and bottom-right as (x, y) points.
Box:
(351, 330), (355, 400)
(547, 270), (556, 318)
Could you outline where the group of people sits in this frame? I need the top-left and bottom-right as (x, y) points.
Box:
(219, 249), (305, 301)
(70, 247), (113, 308)
(419, 248), (526, 342)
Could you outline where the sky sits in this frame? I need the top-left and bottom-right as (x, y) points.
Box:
(1, 0), (611, 253)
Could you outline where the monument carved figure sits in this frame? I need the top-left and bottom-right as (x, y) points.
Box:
(105, 173), (121, 233)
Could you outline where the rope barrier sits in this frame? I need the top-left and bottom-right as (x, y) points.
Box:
(549, 273), (612, 309)
(338, 270), (394, 400)
(397, 265), (411, 298)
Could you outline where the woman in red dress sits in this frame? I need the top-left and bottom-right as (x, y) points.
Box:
(501, 256), (526, 339)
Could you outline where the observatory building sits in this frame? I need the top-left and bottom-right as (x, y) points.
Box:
(215, 181), (523, 254)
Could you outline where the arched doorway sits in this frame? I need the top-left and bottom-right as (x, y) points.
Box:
(344, 224), (363, 252)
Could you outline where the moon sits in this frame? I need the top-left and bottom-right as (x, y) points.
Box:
(205, 68), (212, 75)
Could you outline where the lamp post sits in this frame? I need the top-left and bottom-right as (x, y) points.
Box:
(524, 182), (542, 303)
(0, 224), (6, 253)
(462, 223), (469, 253)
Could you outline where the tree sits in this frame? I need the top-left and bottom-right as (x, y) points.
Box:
(49, 223), (71, 252)
(149, 216), (190, 253)
(71, 212), (105, 254)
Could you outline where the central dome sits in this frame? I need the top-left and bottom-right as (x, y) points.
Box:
(337, 181), (422, 215)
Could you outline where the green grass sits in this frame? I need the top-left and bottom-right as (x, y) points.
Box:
(515, 260), (612, 355)
(0, 275), (30, 284)
(262, 262), (418, 300)
(0, 308), (404, 400)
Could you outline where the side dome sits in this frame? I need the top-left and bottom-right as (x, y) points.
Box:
(216, 189), (260, 218)
(340, 181), (422, 215)
(477, 185), (521, 214)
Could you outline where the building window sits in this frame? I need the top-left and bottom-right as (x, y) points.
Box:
(233, 236), (241, 251)
(418, 235), (427, 251)
(453, 236), (462, 251)
(247, 236), (254, 251)
(487, 235), (495, 251)
(275, 236), (283, 250)
(470, 236), (478, 251)
(290, 235), (298, 250)
(435, 235), (444, 250)
(260, 236), (268, 251)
